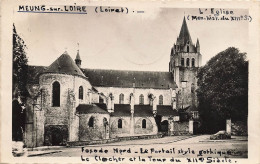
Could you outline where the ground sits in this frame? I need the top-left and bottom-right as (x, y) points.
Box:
(28, 135), (247, 163)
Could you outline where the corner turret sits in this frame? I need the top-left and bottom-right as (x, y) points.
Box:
(196, 38), (200, 53)
(75, 50), (81, 68)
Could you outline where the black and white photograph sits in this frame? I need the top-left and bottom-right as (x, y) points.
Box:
(1, 0), (260, 163)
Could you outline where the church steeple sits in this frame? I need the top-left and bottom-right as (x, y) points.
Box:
(177, 17), (193, 47)
(75, 43), (82, 68)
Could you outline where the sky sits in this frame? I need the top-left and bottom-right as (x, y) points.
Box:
(14, 7), (249, 72)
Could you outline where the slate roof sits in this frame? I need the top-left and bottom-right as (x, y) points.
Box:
(134, 105), (153, 117)
(157, 105), (178, 116)
(82, 69), (177, 89)
(27, 52), (177, 89)
(177, 17), (193, 46)
(111, 104), (131, 117)
(76, 104), (109, 114)
(44, 51), (86, 78)
(94, 103), (107, 111)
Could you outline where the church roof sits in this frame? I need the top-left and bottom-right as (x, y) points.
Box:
(111, 104), (131, 117)
(82, 69), (177, 89)
(157, 105), (178, 116)
(76, 104), (109, 114)
(177, 17), (192, 46)
(134, 105), (153, 117)
(44, 51), (86, 78)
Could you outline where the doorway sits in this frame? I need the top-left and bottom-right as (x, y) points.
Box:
(44, 125), (68, 146)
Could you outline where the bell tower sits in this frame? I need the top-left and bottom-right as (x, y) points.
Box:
(169, 17), (202, 109)
(75, 43), (82, 68)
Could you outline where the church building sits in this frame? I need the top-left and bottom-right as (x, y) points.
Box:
(24, 17), (201, 147)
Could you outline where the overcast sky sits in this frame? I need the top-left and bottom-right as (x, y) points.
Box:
(14, 7), (249, 71)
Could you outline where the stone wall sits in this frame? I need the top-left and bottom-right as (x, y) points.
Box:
(134, 117), (157, 135)
(94, 87), (175, 106)
(171, 121), (189, 135)
(38, 73), (92, 144)
(79, 113), (110, 141)
(177, 67), (198, 109)
(110, 116), (131, 138)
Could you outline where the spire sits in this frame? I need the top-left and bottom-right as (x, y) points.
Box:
(196, 38), (200, 46)
(177, 16), (192, 46)
(196, 38), (200, 53)
(76, 50), (81, 60)
(75, 43), (82, 68)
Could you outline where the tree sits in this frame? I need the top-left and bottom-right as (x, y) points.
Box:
(12, 24), (28, 141)
(197, 47), (248, 133)
(13, 24), (28, 102)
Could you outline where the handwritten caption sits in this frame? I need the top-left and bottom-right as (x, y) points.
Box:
(187, 8), (252, 22)
(80, 147), (240, 163)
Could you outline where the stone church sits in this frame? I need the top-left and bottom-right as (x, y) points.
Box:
(24, 17), (201, 147)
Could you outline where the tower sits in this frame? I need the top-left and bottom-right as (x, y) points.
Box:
(75, 44), (82, 68)
(169, 17), (202, 109)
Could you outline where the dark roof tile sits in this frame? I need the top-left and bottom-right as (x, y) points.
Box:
(111, 104), (131, 117)
(157, 105), (178, 116)
(82, 69), (177, 89)
(76, 104), (109, 114)
(44, 51), (86, 78)
(134, 105), (153, 117)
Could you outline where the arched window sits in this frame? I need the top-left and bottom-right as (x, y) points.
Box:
(52, 81), (60, 107)
(159, 95), (163, 105)
(181, 58), (184, 66)
(79, 86), (83, 100)
(139, 94), (144, 105)
(192, 58), (195, 67)
(142, 119), (146, 128)
(186, 58), (190, 67)
(119, 93), (124, 104)
(187, 45), (189, 52)
(103, 118), (108, 126)
(118, 119), (122, 128)
(89, 117), (94, 127)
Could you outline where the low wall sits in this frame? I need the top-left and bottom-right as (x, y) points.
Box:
(67, 134), (163, 147)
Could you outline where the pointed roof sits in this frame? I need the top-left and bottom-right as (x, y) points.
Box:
(44, 51), (86, 77)
(177, 17), (192, 46)
(76, 50), (81, 60)
(196, 38), (200, 46)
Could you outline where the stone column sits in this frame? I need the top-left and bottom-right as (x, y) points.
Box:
(169, 118), (174, 136)
(189, 120), (193, 135)
(130, 94), (135, 136)
(152, 97), (157, 115)
(226, 119), (231, 136)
